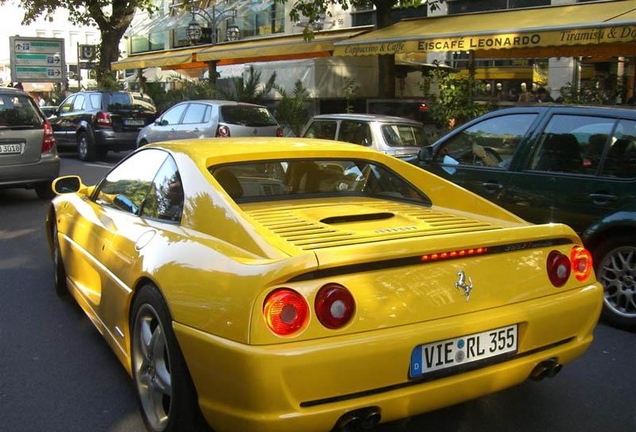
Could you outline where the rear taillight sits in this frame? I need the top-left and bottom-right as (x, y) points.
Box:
(571, 245), (593, 282)
(276, 127), (284, 137)
(315, 284), (355, 329)
(41, 121), (56, 153)
(547, 250), (572, 287)
(547, 246), (593, 287)
(263, 289), (309, 336)
(216, 125), (230, 137)
(96, 111), (111, 127)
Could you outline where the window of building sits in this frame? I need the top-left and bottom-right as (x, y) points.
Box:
(449, 0), (550, 14)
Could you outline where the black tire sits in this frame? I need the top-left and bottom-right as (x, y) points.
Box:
(77, 131), (97, 162)
(593, 236), (636, 330)
(130, 285), (210, 432)
(51, 220), (68, 297)
(35, 181), (55, 200)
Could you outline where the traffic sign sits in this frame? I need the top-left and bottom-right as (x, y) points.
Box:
(10, 36), (66, 83)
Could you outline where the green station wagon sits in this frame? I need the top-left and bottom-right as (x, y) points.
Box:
(410, 105), (636, 330)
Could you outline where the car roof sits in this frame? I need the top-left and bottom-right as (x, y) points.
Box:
(170, 100), (267, 108)
(146, 137), (383, 163)
(310, 113), (423, 124)
(0, 87), (30, 96)
(494, 104), (636, 116)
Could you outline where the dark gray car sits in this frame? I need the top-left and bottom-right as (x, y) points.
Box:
(136, 100), (282, 147)
(0, 87), (60, 199)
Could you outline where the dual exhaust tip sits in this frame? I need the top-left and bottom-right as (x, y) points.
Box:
(333, 359), (562, 431)
(334, 406), (382, 432)
(530, 357), (563, 381)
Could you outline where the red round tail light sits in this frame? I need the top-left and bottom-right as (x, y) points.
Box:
(570, 245), (593, 282)
(547, 250), (571, 287)
(263, 289), (309, 336)
(315, 284), (355, 329)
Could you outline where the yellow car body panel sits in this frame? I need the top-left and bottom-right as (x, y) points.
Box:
(46, 138), (603, 432)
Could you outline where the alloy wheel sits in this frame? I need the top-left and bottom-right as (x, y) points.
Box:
(132, 304), (173, 431)
(597, 245), (636, 319)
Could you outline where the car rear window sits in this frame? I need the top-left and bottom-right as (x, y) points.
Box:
(0, 93), (44, 128)
(220, 105), (278, 127)
(382, 124), (426, 147)
(209, 159), (431, 205)
(101, 92), (134, 110)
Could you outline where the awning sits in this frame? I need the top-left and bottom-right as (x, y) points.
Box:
(334, 0), (636, 58)
(111, 47), (200, 71)
(197, 27), (372, 65)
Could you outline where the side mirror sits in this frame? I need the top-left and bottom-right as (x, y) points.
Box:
(418, 146), (434, 162)
(52, 176), (81, 194)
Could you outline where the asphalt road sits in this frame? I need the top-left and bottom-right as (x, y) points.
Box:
(0, 152), (634, 432)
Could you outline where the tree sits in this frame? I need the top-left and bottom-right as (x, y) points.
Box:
(275, 80), (310, 136)
(279, 0), (445, 98)
(3, 0), (157, 85)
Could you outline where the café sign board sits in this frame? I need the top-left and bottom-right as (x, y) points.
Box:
(10, 36), (66, 83)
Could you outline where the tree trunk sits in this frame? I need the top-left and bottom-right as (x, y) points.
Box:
(98, 28), (126, 83)
(375, 2), (396, 98)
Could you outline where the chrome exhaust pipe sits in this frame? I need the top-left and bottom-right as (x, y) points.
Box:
(334, 407), (381, 432)
(530, 358), (562, 381)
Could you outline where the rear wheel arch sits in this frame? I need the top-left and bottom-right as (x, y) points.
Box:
(129, 281), (210, 432)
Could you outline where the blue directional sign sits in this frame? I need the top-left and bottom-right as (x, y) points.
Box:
(10, 36), (66, 83)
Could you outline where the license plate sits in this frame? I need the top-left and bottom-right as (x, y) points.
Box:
(124, 119), (145, 126)
(410, 324), (518, 378)
(0, 143), (22, 154)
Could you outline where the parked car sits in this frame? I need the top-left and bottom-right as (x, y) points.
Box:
(46, 137), (602, 432)
(39, 105), (58, 118)
(48, 90), (157, 161)
(409, 105), (636, 329)
(301, 113), (428, 158)
(0, 86), (59, 199)
(136, 100), (283, 147)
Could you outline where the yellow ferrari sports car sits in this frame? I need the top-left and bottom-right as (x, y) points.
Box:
(46, 138), (603, 432)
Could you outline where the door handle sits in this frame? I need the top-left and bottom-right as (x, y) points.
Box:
(589, 193), (617, 205)
(482, 182), (503, 193)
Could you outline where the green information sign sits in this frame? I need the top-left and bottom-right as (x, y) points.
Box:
(10, 36), (66, 83)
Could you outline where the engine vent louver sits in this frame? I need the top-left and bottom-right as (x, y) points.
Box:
(246, 201), (502, 250)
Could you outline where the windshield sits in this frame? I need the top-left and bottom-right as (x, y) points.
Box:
(209, 158), (431, 205)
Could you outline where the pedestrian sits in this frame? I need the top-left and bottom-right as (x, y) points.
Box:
(536, 86), (554, 103)
(14, 82), (24, 90)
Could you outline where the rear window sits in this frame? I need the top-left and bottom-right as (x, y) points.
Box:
(220, 105), (278, 127)
(0, 93), (44, 128)
(209, 158), (431, 205)
(382, 124), (426, 147)
(101, 92), (134, 110)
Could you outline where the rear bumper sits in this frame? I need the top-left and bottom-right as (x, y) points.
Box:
(0, 153), (60, 188)
(175, 283), (602, 432)
(93, 130), (138, 149)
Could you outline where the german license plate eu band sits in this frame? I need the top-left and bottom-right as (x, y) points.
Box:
(410, 324), (518, 378)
